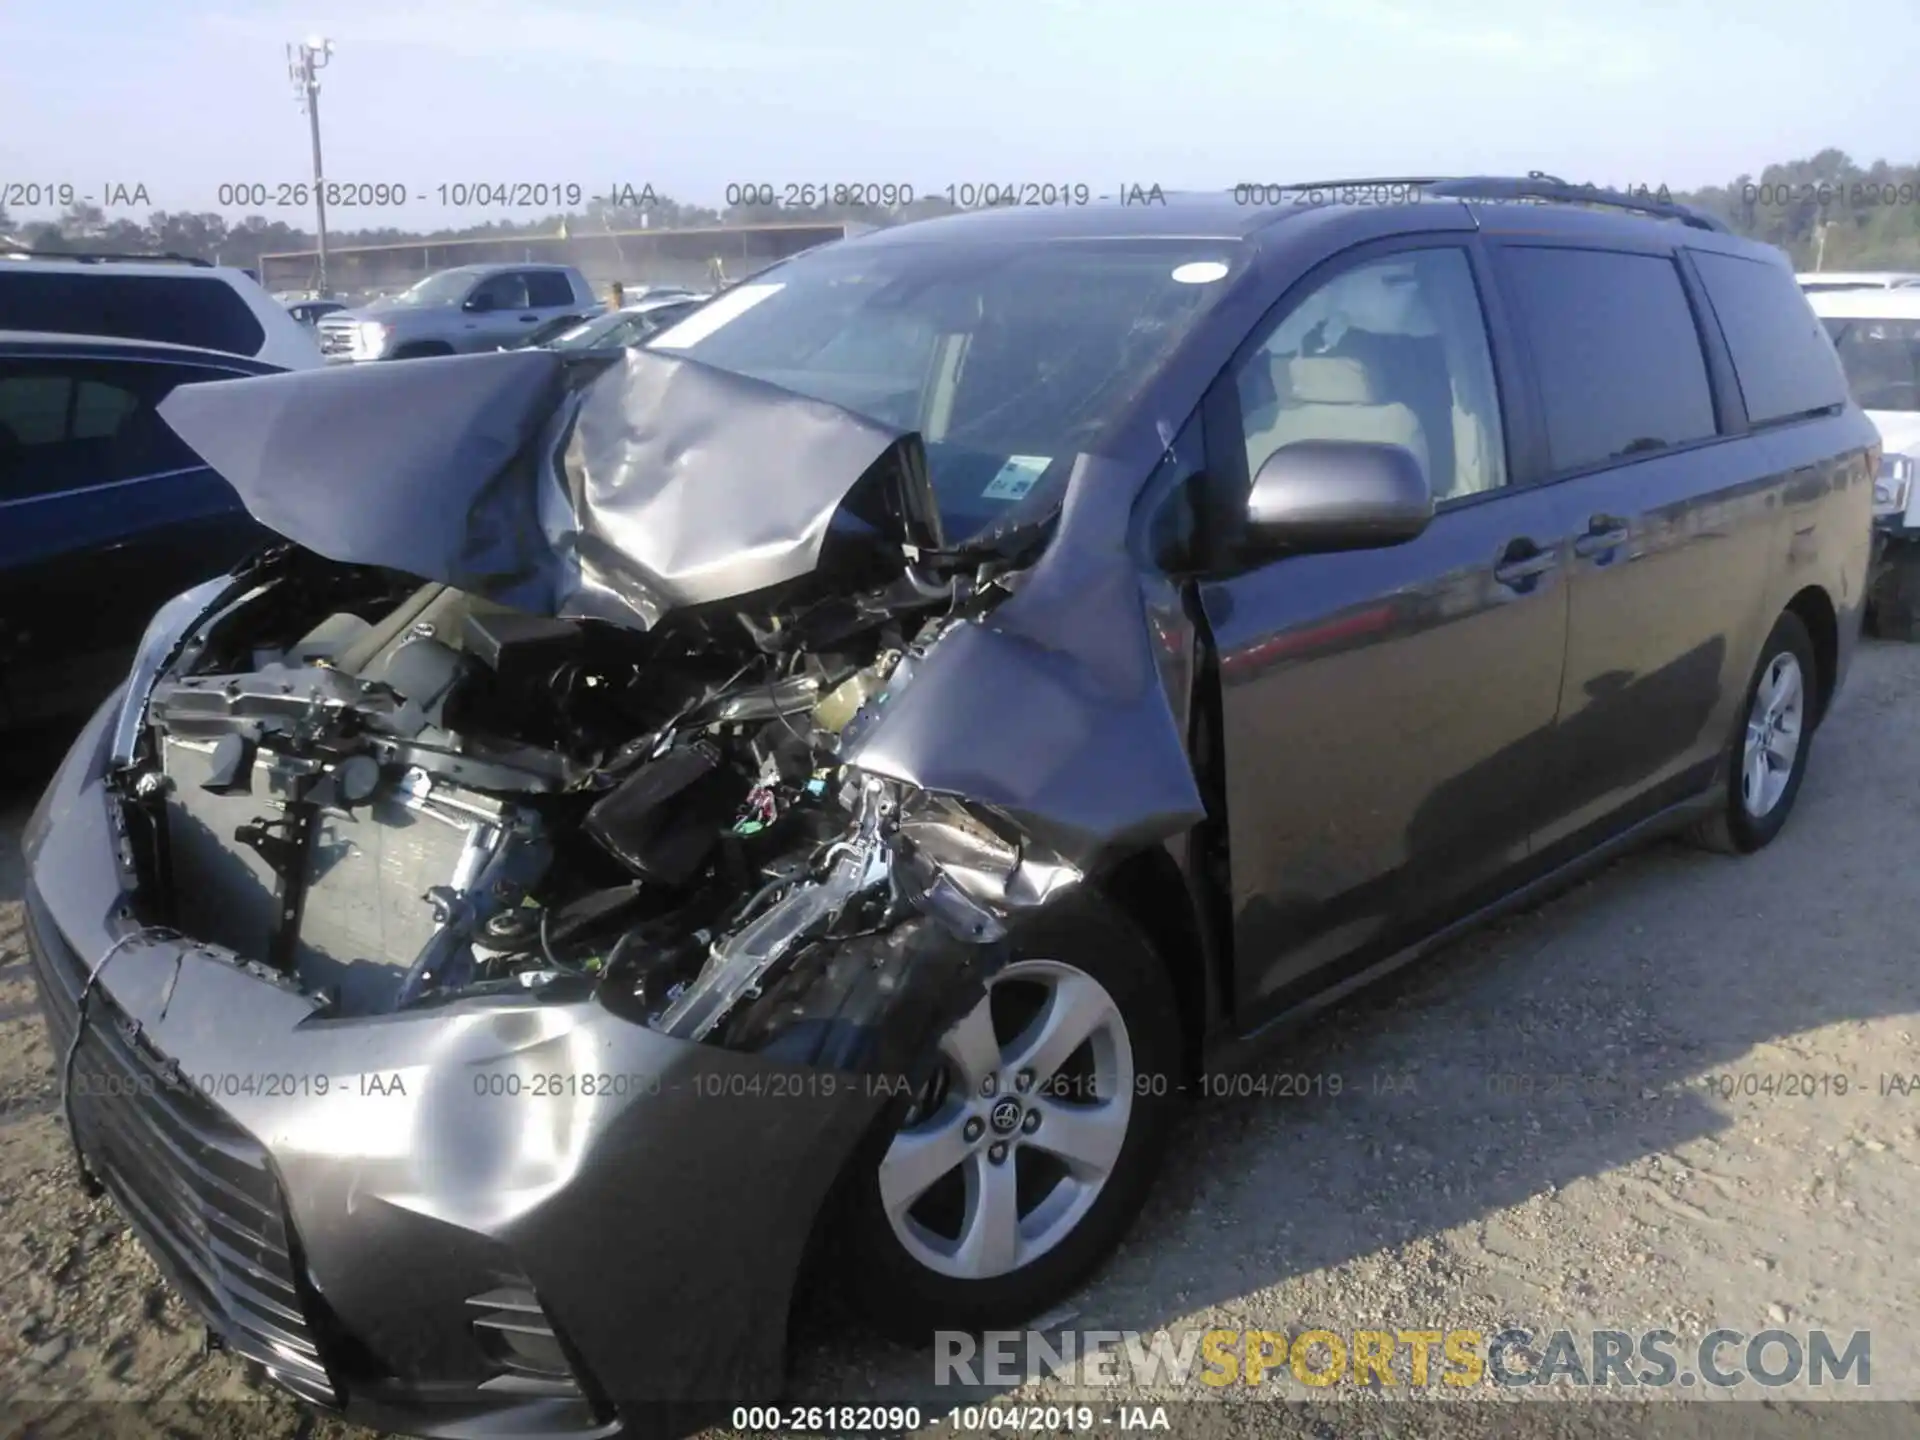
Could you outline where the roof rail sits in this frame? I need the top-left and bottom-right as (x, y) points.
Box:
(1235, 172), (1730, 233)
(0, 248), (216, 267)
(1422, 174), (1730, 233)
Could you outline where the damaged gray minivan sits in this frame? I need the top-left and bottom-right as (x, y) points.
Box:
(25, 179), (1875, 1435)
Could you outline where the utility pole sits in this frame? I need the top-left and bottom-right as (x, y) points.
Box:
(288, 37), (335, 295)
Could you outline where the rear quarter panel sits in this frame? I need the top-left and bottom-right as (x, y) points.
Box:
(1757, 409), (1878, 704)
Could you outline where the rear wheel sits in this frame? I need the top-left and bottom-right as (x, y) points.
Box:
(1690, 610), (1817, 854)
(841, 898), (1181, 1341)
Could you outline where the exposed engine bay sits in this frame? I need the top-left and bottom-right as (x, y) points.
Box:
(109, 545), (1076, 1067)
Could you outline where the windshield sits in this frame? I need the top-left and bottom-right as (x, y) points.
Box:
(551, 311), (629, 349)
(649, 237), (1243, 540)
(1822, 316), (1920, 412)
(387, 271), (480, 308)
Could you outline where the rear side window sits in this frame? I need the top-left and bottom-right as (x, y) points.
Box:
(0, 271), (267, 357)
(0, 357), (234, 501)
(1499, 247), (1717, 473)
(525, 271), (576, 307)
(1692, 251), (1849, 425)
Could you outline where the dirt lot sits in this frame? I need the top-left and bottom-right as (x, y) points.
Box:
(4, 643), (1920, 1439)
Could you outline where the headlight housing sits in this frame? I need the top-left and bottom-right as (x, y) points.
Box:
(354, 320), (391, 359)
(1874, 454), (1914, 519)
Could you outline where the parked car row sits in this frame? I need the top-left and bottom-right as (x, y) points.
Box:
(0, 182), (1895, 1439)
(315, 263), (601, 360)
(501, 292), (708, 351)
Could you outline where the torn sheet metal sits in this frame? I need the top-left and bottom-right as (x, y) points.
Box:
(841, 451), (1209, 872)
(158, 348), (943, 631)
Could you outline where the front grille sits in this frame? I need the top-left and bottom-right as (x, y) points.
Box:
(317, 320), (356, 357)
(24, 887), (339, 1408)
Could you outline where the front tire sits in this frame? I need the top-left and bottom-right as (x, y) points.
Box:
(1690, 610), (1817, 854)
(841, 896), (1181, 1341)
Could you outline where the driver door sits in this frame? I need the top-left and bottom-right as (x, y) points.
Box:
(1195, 239), (1579, 1025)
(460, 272), (534, 350)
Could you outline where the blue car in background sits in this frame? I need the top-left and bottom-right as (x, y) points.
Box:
(0, 332), (281, 730)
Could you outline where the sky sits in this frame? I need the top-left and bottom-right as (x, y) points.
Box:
(2, 0), (1917, 230)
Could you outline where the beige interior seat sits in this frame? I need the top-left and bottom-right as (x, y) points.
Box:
(1243, 354), (1431, 489)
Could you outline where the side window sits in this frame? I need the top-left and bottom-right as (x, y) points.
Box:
(0, 358), (220, 502)
(525, 270), (576, 308)
(1690, 250), (1850, 425)
(1233, 248), (1508, 503)
(470, 272), (531, 311)
(0, 271), (267, 357)
(1499, 247), (1717, 473)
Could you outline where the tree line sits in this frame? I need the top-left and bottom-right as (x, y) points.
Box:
(4, 150), (1918, 275)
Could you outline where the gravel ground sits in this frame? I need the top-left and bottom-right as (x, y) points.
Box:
(4, 642), (1920, 1440)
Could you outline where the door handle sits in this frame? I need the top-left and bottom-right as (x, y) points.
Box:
(1493, 538), (1557, 589)
(519, 313), (539, 322)
(1572, 514), (1631, 559)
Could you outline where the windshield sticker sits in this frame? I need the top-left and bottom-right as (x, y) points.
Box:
(648, 283), (784, 349)
(1171, 260), (1230, 284)
(982, 455), (1051, 501)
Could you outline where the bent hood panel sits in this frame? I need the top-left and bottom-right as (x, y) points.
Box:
(158, 349), (567, 610)
(554, 346), (938, 629)
(158, 347), (938, 627)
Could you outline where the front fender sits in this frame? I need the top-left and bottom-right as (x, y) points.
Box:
(844, 454), (1204, 872)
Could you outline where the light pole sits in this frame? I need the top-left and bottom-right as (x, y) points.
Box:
(288, 37), (335, 295)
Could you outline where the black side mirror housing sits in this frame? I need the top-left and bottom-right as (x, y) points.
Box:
(1243, 439), (1434, 555)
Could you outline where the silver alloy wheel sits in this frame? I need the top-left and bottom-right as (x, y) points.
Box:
(1741, 650), (1805, 818)
(877, 958), (1135, 1281)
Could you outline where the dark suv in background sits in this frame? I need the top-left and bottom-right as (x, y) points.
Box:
(23, 178), (1874, 1432)
(0, 333), (278, 730)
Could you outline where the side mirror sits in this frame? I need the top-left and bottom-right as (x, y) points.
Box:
(463, 292), (496, 313)
(1245, 439), (1433, 554)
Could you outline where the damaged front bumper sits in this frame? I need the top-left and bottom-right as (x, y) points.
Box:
(21, 701), (991, 1437)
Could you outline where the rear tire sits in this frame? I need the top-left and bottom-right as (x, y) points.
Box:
(1689, 610), (1817, 855)
(840, 895), (1181, 1342)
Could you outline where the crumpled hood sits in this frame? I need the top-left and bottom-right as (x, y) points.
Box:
(158, 347), (943, 630)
